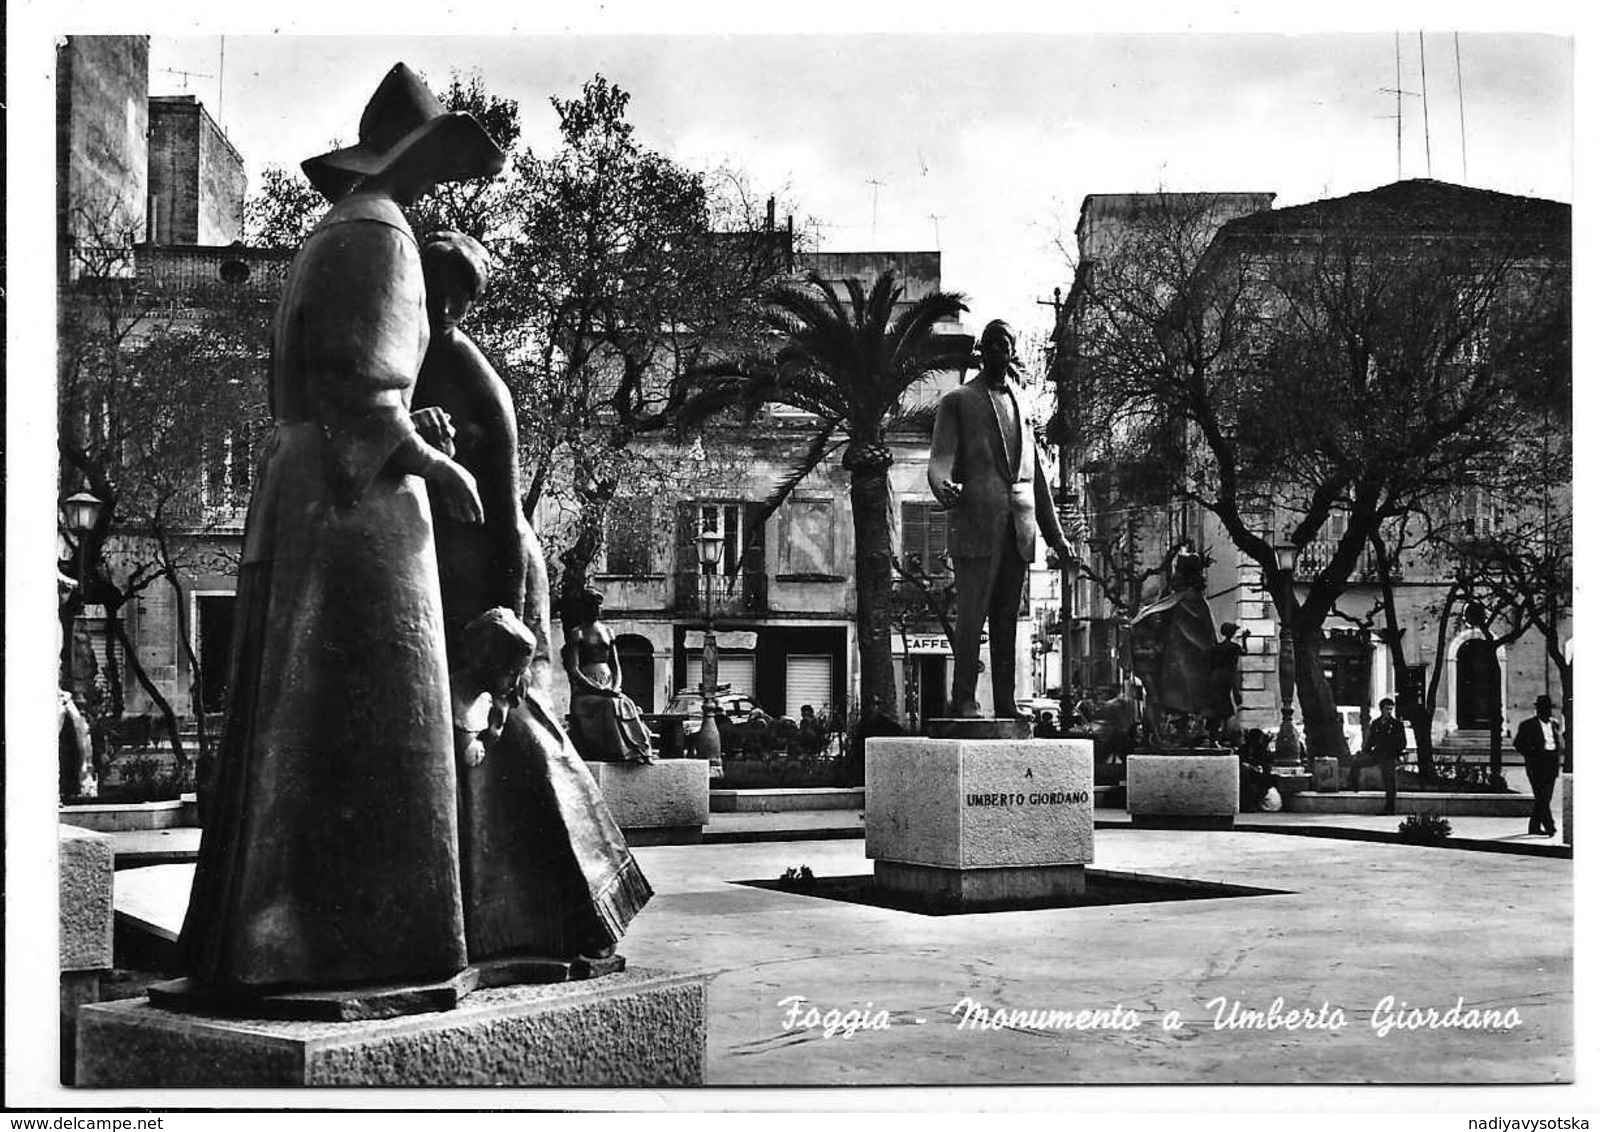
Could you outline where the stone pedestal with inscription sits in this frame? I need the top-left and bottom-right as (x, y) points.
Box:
(865, 736), (1094, 908)
(1125, 752), (1239, 829)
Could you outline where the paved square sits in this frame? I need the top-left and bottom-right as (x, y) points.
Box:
(619, 830), (1570, 1086)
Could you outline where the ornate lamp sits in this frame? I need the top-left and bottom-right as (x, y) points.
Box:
(695, 519), (725, 776)
(62, 491), (105, 535)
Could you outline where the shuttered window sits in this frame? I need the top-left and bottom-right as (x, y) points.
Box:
(605, 497), (654, 575)
(901, 500), (950, 574)
(785, 654), (833, 716)
(685, 655), (756, 697)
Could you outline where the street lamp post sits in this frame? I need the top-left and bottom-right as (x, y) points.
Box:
(1273, 537), (1303, 768)
(695, 519), (725, 778)
(1057, 540), (1079, 729)
(61, 491), (106, 691)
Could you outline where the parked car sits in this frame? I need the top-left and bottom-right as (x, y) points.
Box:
(1337, 705), (1417, 757)
(645, 688), (764, 760)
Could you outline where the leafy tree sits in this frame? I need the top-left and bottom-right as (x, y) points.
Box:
(58, 201), (274, 780)
(680, 269), (971, 718)
(1061, 186), (1569, 759)
(242, 72), (793, 618)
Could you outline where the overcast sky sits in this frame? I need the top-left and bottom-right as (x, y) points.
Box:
(144, 28), (1572, 348)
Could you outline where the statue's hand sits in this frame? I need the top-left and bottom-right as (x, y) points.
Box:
(412, 408), (456, 457)
(428, 460), (484, 524)
(933, 478), (963, 508)
(463, 736), (487, 767)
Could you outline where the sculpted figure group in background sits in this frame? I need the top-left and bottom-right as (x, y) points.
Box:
(180, 65), (648, 997)
(1128, 545), (1243, 748)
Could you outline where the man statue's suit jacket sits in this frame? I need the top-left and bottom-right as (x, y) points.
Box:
(927, 377), (1068, 560)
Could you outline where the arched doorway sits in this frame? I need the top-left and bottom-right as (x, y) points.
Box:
(614, 634), (656, 713)
(1455, 638), (1500, 729)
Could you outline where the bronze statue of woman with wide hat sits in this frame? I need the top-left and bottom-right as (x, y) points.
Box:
(178, 64), (507, 994)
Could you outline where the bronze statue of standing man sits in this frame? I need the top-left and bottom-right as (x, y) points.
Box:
(927, 319), (1073, 719)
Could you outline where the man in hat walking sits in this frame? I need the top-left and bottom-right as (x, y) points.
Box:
(1514, 694), (1563, 837)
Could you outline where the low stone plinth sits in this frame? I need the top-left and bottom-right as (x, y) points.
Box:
(710, 787), (864, 813)
(1561, 773), (1572, 846)
(60, 825), (114, 972)
(59, 798), (195, 834)
(873, 859), (1086, 905)
(1286, 791), (1533, 817)
(865, 737), (1094, 906)
(76, 968), (706, 1087)
(1125, 753), (1239, 829)
(585, 759), (709, 845)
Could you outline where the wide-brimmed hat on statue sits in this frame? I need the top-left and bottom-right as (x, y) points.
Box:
(301, 63), (505, 202)
(1536, 694), (1556, 710)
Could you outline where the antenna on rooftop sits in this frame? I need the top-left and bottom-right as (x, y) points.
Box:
(1418, 32), (1434, 178)
(1378, 32), (1421, 181)
(160, 66), (215, 90)
(928, 213), (944, 250)
(866, 177), (886, 245)
(218, 36), (226, 133)
(1454, 32), (1468, 182)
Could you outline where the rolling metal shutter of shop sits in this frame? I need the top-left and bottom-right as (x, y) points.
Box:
(785, 655), (833, 716)
(685, 655), (755, 697)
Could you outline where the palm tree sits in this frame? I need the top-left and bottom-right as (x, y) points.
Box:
(681, 268), (971, 720)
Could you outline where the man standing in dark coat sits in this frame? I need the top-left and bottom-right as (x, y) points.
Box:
(1514, 694), (1563, 837)
(1347, 697), (1406, 815)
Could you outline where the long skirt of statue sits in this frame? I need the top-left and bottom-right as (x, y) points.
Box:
(457, 690), (653, 959)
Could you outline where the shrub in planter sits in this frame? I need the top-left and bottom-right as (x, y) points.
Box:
(1396, 813), (1453, 844)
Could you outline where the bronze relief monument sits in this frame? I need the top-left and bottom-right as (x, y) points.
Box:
(174, 65), (650, 1008)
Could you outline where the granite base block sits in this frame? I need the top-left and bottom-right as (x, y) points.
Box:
(76, 968), (705, 1087)
(865, 736), (1095, 870)
(60, 825), (115, 971)
(873, 860), (1086, 907)
(1125, 754), (1239, 820)
(585, 760), (709, 833)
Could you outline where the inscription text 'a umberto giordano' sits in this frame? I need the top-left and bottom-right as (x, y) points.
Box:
(966, 791), (1090, 807)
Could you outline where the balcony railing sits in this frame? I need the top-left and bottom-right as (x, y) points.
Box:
(673, 570), (770, 616)
(1295, 538), (1402, 583)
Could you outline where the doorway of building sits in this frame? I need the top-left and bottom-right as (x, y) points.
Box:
(195, 595), (235, 714)
(1455, 638), (1501, 730)
(917, 656), (949, 722)
(614, 635), (655, 713)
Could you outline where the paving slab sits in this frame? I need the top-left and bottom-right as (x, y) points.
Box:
(109, 823), (1570, 1088)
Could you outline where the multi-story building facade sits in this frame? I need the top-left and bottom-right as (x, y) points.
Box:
(57, 35), (278, 725)
(1052, 182), (1571, 753)
(580, 250), (1001, 728)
